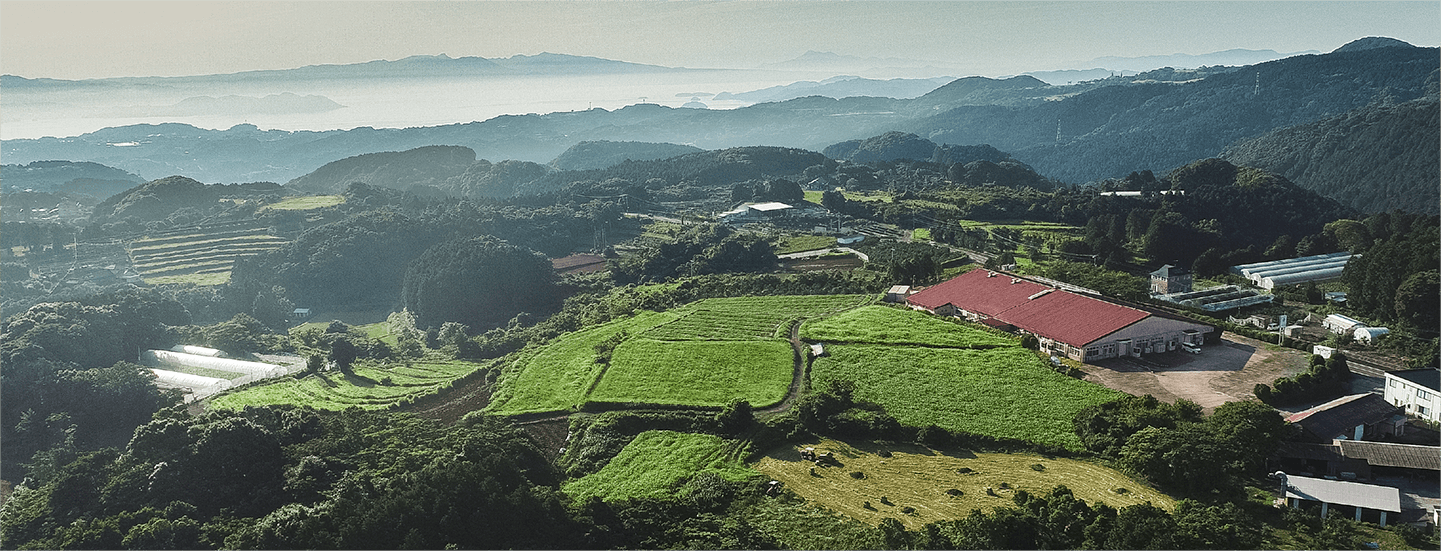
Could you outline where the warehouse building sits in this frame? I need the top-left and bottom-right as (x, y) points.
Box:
(908, 269), (1214, 362)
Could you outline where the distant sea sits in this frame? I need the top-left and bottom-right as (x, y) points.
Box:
(0, 70), (816, 140)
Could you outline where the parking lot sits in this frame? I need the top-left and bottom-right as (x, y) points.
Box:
(1078, 332), (1313, 412)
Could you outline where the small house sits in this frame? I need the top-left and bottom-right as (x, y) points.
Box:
(1148, 264), (1193, 295)
(884, 285), (911, 303)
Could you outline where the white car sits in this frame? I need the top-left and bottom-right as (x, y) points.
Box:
(1181, 343), (1201, 354)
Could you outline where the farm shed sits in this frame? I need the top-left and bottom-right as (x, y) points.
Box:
(884, 285), (911, 303)
(140, 349), (286, 378)
(149, 369), (231, 399)
(1323, 314), (1367, 334)
(1285, 394), (1404, 443)
(719, 202), (793, 223)
(1231, 252), (1354, 290)
(906, 269), (1213, 362)
(1354, 327), (1390, 344)
(1276, 440), (1439, 481)
(1281, 473), (1401, 526)
(1384, 369), (1440, 422)
(170, 344), (223, 357)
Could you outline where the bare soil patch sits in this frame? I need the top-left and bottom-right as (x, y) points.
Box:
(1077, 332), (1311, 412)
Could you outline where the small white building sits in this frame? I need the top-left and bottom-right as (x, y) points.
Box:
(884, 285), (911, 303)
(1353, 326), (1389, 344)
(1384, 369), (1440, 422)
(719, 202), (793, 223)
(1323, 314), (1366, 335)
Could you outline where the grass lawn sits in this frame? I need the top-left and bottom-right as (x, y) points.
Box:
(752, 439), (1174, 529)
(911, 228), (932, 241)
(563, 430), (755, 502)
(260, 195), (346, 211)
(589, 338), (794, 408)
(799, 305), (1018, 348)
(811, 345), (1125, 450)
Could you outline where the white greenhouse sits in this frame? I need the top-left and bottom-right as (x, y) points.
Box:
(140, 350), (285, 378)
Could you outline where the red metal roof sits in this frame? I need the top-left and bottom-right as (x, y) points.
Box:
(907, 268), (1151, 347)
(996, 291), (1148, 346)
(906, 269), (1050, 316)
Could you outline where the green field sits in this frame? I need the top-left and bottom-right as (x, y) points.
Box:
(208, 358), (488, 411)
(589, 338), (794, 407)
(260, 195), (346, 211)
(641, 295), (877, 341)
(753, 439), (1174, 529)
(487, 312), (678, 415)
(910, 228), (932, 241)
(487, 295), (877, 416)
(563, 430), (755, 502)
(776, 234), (837, 255)
(800, 305), (1017, 348)
(128, 224), (288, 286)
(811, 345), (1125, 450)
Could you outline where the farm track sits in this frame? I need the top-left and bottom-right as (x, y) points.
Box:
(757, 321), (808, 416)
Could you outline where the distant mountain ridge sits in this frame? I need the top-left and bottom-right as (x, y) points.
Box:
(5, 37), (1434, 212)
(0, 53), (684, 87)
(713, 76), (954, 103)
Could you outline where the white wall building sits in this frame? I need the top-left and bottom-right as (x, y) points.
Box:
(1384, 369), (1440, 423)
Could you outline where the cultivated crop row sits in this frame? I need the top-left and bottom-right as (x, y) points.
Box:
(642, 294), (876, 340)
(589, 338), (794, 407)
(799, 305), (1018, 348)
(563, 430), (753, 503)
(209, 358), (487, 411)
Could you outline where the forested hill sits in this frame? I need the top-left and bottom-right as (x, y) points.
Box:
(548, 140), (705, 171)
(3, 39), (1434, 193)
(1220, 96), (1440, 215)
(908, 43), (1439, 184)
(0, 160), (145, 198)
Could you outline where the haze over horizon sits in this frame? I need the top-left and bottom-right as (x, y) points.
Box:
(3, 1), (1438, 81)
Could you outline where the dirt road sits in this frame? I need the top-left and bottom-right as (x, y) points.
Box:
(1077, 332), (1312, 412)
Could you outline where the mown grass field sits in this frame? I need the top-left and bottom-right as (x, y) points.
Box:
(487, 294), (877, 416)
(208, 357), (489, 411)
(811, 345), (1125, 450)
(752, 439), (1174, 529)
(259, 195), (345, 211)
(589, 338), (794, 407)
(800, 305), (1017, 348)
(128, 224), (287, 286)
(563, 430), (755, 503)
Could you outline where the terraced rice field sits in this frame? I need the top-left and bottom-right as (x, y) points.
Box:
(208, 358), (488, 411)
(128, 223), (287, 285)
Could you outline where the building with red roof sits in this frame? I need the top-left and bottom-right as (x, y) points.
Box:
(907, 269), (1213, 362)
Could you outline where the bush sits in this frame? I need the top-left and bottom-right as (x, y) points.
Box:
(850, 471), (866, 479)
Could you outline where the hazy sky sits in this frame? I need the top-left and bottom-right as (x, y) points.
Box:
(3, 1), (1438, 80)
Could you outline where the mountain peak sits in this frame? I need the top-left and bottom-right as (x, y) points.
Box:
(1333, 37), (1415, 53)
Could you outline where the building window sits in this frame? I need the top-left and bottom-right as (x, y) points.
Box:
(1421, 406), (1431, 417)
(1388, 379), (1398, 388)
(1419, 389), (1431, 401)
